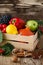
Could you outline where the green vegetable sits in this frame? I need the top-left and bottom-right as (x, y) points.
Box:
(38, 29), (43, 38)
(0, 30), (3, 43)
(1, 43), (14, 56)
(35, 20), (43, 25)
(36, 20), (43, 38)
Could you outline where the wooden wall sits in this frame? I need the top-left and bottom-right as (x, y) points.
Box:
(0, 0), (43, 21)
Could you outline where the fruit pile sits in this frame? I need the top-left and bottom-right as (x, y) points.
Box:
(0, 14), (43, 36)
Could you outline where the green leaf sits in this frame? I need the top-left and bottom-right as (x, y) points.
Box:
(0, 30), (3, 43)
(35, 20), (43, 38)
(36, 20), (43, 26)
(1, 43), (14, 55)
(38, 29), (43, 38)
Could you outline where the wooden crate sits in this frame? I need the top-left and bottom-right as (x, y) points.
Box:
(3, 32), (39, 51)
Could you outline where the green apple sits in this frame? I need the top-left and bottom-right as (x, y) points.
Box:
(26, 20), (38, 31)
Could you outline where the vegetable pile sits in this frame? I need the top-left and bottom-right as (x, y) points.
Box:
(0, 14), (43, 56)
(0, 14), (43, 37)
(0, 14), (43, 36)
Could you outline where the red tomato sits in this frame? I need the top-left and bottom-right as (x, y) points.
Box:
(0, 49), (5, 54)
(2, 24), (7, 29)
(2, 28), (6, 33)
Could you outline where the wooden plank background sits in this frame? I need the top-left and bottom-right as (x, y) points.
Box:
(0, 1), (43, 20)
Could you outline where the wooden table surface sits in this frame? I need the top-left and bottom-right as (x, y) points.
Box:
(0, 56), (43, 65)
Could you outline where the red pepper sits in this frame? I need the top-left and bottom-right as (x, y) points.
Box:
(9, 18), (25, 30)
(0, 49), (5, 54)
(9, 18), (17, 24)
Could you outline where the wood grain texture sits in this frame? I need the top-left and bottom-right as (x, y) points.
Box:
(0, 56), (43, 65)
